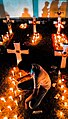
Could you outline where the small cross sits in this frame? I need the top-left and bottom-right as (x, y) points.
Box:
(54, 44), (68, 68)
(29, 17), (40, 34)
(7, 42), (29, 65)
(3, 15), (14, 35)
(53, 11), (65, 34)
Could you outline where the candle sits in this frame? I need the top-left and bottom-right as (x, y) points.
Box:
(11, 70), (14, 76)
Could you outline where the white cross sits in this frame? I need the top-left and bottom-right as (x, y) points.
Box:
(29, 17), (40, 34)
(7, 42), (29, 65)
(54, 44), (68, 68)
(53, 11), (65, 34)
(3, 15), (14, 34)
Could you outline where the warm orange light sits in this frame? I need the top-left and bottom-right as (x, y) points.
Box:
(58, 79), (62, 83)
(12, 81), (15, 85)
(14, 100), (18, 106)
(64, 90), (66, 93)
(61, 96), (65, 100)
(0, 109), (1, 112)
(9, 88), (13, 92)
(9, 96), (13, 101)
(11, 70), (15, 76)
(19, 95), (22, 101)
(62, 78), (64, 82)
(64, 102), (67, 107)
(14, 114), (17, 119)
(0, 97), (6, 102)
(60, 111), (63, 117)
(61, 85), (64, 89)
(7, 105), (12, 110)
(9, 76), (12, 80)
(3, 117), (8, 119)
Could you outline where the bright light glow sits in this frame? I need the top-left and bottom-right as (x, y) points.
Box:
(58, 79), (62, 83)
(64, 102), (67, 107)
(12, 81), (15, 85)
(60, 111), (63, 117)
(62, 78), (64, 82)
(9, 77), (12, 80)
(0, 97), (6, 102)
(3, 117), (8, 119)
(61, 85), (64, 89)
(7, 106), (12, 110)
(64, 90), (66, 93)
(11, 70), (15, 76)
(13, 67), (16, 71)
(14, 115), (17, 119)
(61, 96), (65, 100)
(14, 100), (18, 106)
(9, 96), (13, 100)
(58, 70), (61, 77)
(9, 88), (13, 92)
(19, 95), (22, 101)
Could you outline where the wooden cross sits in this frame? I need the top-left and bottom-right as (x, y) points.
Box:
(53, 11), (65, 34)
(54, 44), (68, 68)
(29, 17), (40, 34)
(7, 42), (29, 65)
(3, 15), (14, 35)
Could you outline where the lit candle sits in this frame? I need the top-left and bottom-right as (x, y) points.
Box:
(19, 95), (22, 101)
(12, 81), (15, 85)
(64, 102), (67, 107)
(14, 100), (18, 106)
(7, 105), (12, 110)
(0, 97), (6, 102)
(3, 117), (8, 119)
(64, 90), (66, 93)
(60, 111), (63, 117)
(9, 96), (13, 101)
(13, 67), (16, 71)
(62, 78), (64, 82)
(62, 96), (64, 100)
(61, 85), (64, 89)
(14, 115), (17, 119)
(58, 70), (61, 78)
(11, 70), (14, 76)
(9, 76), (12, 80)
(58, 79), (62, 83)
(9, 88), (13, 92)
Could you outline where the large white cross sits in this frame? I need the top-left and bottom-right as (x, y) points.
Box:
(29, 17), (40, 34)
(3, 15), (14, 34)
(54, 44), (68, 68)
(7, 42), (29, 65)
(53, 12), (65, 34)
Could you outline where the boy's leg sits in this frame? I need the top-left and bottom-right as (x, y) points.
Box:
(29, 86), (47, 109)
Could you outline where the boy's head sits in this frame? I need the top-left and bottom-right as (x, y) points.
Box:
(31, 64), (40, 77)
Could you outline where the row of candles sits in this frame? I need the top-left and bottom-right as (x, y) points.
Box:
(0, 66), (24, 119)
(53, 70), (68, 118)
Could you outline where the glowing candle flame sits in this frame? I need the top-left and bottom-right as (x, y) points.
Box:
(9, 88), (13, 92)
(14, 115), (17, 119)
(3, 117), (8, 119)
(7, 105), (12, 110)
(62, 96), (64, 100)
(9, 96), (13, 100)
(64, 102), (67, 107)
(11, 70), (14, 76)
(0, 97), (6, 102)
